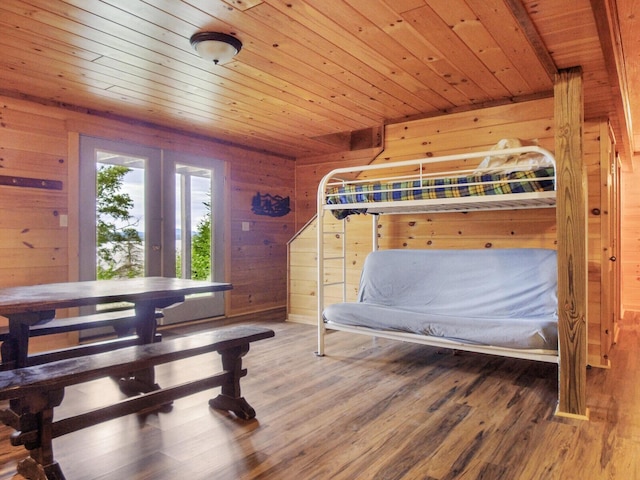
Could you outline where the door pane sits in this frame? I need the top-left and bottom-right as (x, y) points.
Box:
(160, 152), (225, 324)
(96, 151), (146, 279)
(79, 137), (161, 284)
(175, 165), (212, 280)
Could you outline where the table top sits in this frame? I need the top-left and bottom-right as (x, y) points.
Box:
(0, 277), (233, 315)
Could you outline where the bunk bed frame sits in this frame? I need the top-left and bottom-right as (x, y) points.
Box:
(316, 145), (558, 363)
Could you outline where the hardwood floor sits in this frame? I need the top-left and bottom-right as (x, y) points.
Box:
(0, 317), (639, 480)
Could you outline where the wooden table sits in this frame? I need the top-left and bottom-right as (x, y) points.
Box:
(0, 277), (232, 391)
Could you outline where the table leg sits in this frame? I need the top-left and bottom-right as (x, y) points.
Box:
(2, 311), (54, 371)
(117, 301), (160, 395)
(134, 301), (158, 344)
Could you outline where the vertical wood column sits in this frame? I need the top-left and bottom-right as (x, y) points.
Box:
(555, 67), (589, 418)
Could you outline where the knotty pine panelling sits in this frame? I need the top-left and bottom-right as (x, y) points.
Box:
(584, 121), (605, 366)
(622, 167), (640, 312)
(295, 147), (383, 231)
(0, 95), (294, 335)
(0, 103), (69, 288)
(376, 210), (556, 251)
(287, 212), (373, 325)
(0, 100), (72, 352)
(229, 153), (294, 316)
(382, 102), (556, 159)
(583, 119), (616, 367)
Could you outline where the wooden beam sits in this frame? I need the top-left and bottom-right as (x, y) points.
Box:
(589, 0), (634, 163)
(554, 67), (589, 419)
(504, 0), (558, 80)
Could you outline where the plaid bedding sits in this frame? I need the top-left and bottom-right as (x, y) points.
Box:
(325, 167), (554, 219)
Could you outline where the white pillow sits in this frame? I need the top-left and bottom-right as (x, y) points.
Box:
(474, 138), (553, 174)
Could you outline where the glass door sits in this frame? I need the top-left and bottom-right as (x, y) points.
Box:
(79, 137), (161, 284)
(95, 151), (147, 280)
(160, 151), (225, 324)
(79, 136), (225, 324)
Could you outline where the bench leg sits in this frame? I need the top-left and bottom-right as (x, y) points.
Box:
(209, 344), (255, 420)
(7, 390), (66, 480)
(17, 456), (65, 480)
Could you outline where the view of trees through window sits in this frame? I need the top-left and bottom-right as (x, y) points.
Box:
(96, 164), (211, 280)
(191, 202), (212, 280)
(176, 198), (212, 281)
(96, 164), (143, 279)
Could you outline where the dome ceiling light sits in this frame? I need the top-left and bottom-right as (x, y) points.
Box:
(190, 32), (242, 65)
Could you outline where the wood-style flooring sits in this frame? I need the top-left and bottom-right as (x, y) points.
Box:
(0, 316), (639, 480)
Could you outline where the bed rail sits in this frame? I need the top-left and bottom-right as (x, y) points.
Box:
(317, 146), (556, 217)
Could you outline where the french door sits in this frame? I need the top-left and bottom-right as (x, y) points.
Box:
(79, 136), (225, 324)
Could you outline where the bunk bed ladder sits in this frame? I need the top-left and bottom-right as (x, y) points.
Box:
(317, 212), (348, 356)
(322, 220), (347, 296)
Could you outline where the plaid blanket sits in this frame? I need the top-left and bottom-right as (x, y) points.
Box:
(326, 167), (555, 219)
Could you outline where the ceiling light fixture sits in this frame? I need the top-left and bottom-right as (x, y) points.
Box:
(190, 32), (243, 65)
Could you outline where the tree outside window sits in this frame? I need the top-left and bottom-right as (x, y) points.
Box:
(96, 165), (143, 279)
(176, 199), (211, 280)
(97, 165), (211, 280)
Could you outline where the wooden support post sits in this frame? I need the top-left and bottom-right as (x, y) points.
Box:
(554, 67), (589, 419)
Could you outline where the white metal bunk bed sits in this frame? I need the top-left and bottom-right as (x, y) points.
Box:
(316, 145), (559, 363)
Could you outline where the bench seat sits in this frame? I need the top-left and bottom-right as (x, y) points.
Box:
(0, 309), (163, 339)
(0, 325), (274, 480)
(0, 309), (164, 368)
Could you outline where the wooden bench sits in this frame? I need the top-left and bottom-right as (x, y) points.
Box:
(0, 309), (164, 369)
(0, 325), (274, 480)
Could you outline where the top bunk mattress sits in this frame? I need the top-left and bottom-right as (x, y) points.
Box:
(325, 167), (555, 219)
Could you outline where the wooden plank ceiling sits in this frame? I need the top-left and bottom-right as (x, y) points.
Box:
(0, 0), (634, 161)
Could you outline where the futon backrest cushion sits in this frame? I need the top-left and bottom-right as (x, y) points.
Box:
(357, 249), (557, 319)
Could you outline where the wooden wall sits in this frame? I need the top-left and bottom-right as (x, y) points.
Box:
(295, 148), (382, 231)
(227, 150), (294, 317)
(622, 162), (640, 312)
(0, 95), (294, 337)
(583, 120), (618, 367)
(0, 99), (69, 288)
(289, 98), (617, 368)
